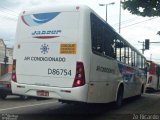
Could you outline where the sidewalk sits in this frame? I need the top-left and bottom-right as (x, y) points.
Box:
(0, 73), (11, 81)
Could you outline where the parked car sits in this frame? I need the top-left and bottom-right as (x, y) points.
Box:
(0, 80), (12, 99)
(0, 73), (28, 99)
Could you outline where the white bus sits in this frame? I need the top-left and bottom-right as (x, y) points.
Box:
(12, 5), (146, 106)
(145, 60), (160, 91)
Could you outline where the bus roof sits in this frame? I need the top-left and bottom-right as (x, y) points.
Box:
(20, 4), (91, 15)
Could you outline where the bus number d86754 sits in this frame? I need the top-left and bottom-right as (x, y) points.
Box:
(48, 68), (72, 76)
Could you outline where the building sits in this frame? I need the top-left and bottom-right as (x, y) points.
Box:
(0, 39), (13, 77)
(6, 47), (13, 72)
(0, 39), (5, 63)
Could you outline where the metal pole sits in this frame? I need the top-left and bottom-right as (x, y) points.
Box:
(142, 41), (144, 54)
(119, 0), (122, 33)
(99, 2), (115, 22)
(106, 5), (108, 21)
(5, 45), (6, 58)
(4, 44), (7, 66)
(150, 54), (152, 61)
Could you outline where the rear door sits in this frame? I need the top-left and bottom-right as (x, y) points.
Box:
(16, 11), (80, 88)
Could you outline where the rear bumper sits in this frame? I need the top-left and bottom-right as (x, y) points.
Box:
(11, 81), (88, 102)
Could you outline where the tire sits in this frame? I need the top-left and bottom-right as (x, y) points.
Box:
(20, 95), (28, 100)
(140, 85), (144, 95)
(138, 85), (144, 97)
(0, 94), (7, 100)
(115, 86), (123, 108)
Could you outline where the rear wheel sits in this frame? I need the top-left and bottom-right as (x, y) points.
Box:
(138, 85), (144, 97)
(20, 95), (28, 100)
(115, 86), (123, 108)
(141, 85), (144, 94)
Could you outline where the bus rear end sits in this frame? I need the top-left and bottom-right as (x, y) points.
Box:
(146, 61), (160, 91)
(12, 6), (88, 102)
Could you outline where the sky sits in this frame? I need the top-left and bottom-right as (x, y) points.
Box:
(0, 0), (160, 63)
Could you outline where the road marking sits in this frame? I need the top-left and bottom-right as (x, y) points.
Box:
(0, 101), (58, 112)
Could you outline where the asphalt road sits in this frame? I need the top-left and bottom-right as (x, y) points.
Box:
(0, 92), (160, 120)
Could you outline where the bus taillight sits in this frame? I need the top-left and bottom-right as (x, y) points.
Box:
(73, 62), (85, 87)
(12, 59), (17, 82)
(148, 76), (152, 83)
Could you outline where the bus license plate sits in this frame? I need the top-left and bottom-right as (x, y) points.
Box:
(37, 90), (49, 97)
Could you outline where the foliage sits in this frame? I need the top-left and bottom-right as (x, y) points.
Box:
(157, 31), (160, 35)
(122, 0), (160, 17)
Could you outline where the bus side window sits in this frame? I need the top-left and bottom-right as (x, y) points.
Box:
(96, 23), (103, 53)
(91, 14), (103, 54)
(115, 39), (124, 61)
(103, 27), (115, 58)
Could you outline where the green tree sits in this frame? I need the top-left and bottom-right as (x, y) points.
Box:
(122, 0), (160, 17)
(157, 31), (160, 35)
(122, 0), (160, 34)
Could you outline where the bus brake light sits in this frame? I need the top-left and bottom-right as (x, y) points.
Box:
(12, 59), (17, 82)
(73, 62), (85, 87)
